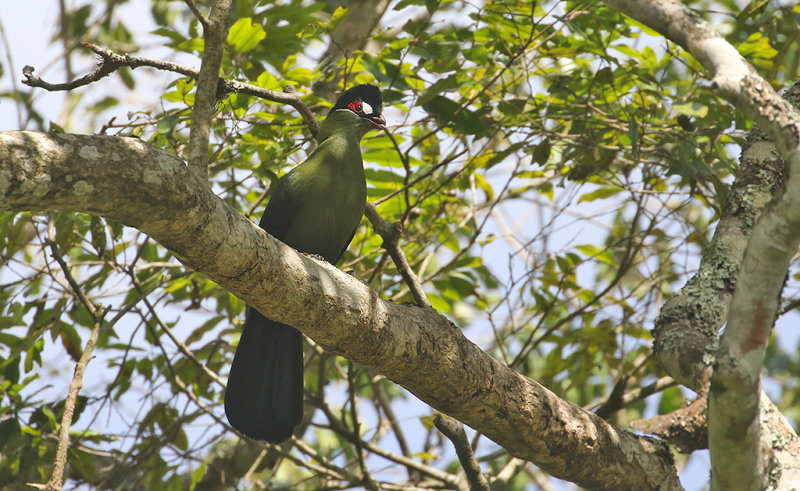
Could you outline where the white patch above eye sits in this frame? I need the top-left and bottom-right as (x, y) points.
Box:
(361, 102), (373, 115)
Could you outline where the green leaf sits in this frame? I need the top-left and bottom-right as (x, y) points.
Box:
(227, 18), (266, 53)
(190, 462), (207, 491)
(532, 138), (551, 166)
(68, 447), (97, 480)
(118, 67), (135, 89)
(413, 451), (437, 460)
(738, 32), (778, 60)
(0, 418), (21, 451)
(156, 115), (179, 135)
(173, 428), (189, 451)
(394, 0), (425, 10)
(69, 5), (92, 38)
(575, 244), (616, 266)
(425, 0), (440, 14)
(329, 6), (350, 30)
(672, 102), (708, 118)
(422, 96), (488, 137)
(417, 74), (460, 105)
(594, 66), (614, 85)
(151, 27), (187, 45)
(60, 323), (83, 361)
(577, 186), (624, 203)
(473, 172), (494, 200)
(538, 182), (554, 201)
(166, 474), (183, 491)
(658, 385), (685, 414)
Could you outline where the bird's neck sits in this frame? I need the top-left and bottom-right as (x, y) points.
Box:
(316, 110), (371, 143)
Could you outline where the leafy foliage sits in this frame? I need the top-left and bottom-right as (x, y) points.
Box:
(1, 0), (799, 489)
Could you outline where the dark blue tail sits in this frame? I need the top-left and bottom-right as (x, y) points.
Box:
(225, 307), (303, 443)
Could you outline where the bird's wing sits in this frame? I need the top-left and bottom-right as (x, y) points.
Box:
(332, 224), (360, 265)
(257, 178), (297, 242)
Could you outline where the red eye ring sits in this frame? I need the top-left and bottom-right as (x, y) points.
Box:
(348, 101), (364, 113)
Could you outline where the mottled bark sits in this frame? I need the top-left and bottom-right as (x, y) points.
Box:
(632, 393), (708, 454)
(652, 133), (785, 390)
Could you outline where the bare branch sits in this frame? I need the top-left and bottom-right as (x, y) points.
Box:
(23, 42), (320, 137)
(22, 61), (121, 92)
(491, 458), (527, 490)
(434, 414), (490, 491)
(365, 203), (429, 307)
(139, 288), (227, 388)
(183, 0), (209, 29)
(631, 394), (708, 454)
(589, 376), (677, 419)
(30, 240), (107, 491)
(186, 0), (232, 178)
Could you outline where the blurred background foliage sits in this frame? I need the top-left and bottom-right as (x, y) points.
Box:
(0, 0), (799, 489)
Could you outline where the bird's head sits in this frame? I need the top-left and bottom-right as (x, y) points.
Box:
(330, 84), (386, 130)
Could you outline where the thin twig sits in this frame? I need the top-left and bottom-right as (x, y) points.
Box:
(141, 292), (227, 388)
(183, 0), (209, 29)
(347, 362), (379, 491)
(29, 237), (108, 491)
(491, 457), (527, 489)
(36, 316), (103, 491)
(22, 42), (320, 136)
(312, 398), (461, 487)
(242, 448), (269, 484)
(370, 376), (413, 458)
(364, 203), (429, 307)
(587, 375), (677, 417)
(434, 414), (489, 491)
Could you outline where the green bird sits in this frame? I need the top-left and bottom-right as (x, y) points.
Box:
(225, 84), (385, 443)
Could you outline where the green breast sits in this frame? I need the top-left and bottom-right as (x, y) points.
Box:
(273, 132), (367, 263)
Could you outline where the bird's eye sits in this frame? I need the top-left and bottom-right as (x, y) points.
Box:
(348, 101), (364, 113)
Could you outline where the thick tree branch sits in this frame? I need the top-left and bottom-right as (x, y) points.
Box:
(631, 391), (800, 464)
(631, 393), (708, 454)
(0, 130), (680, 490)
(711, 142), (800, 489)
(651, 128), (784, 389)
(604, 1), (800, 488)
